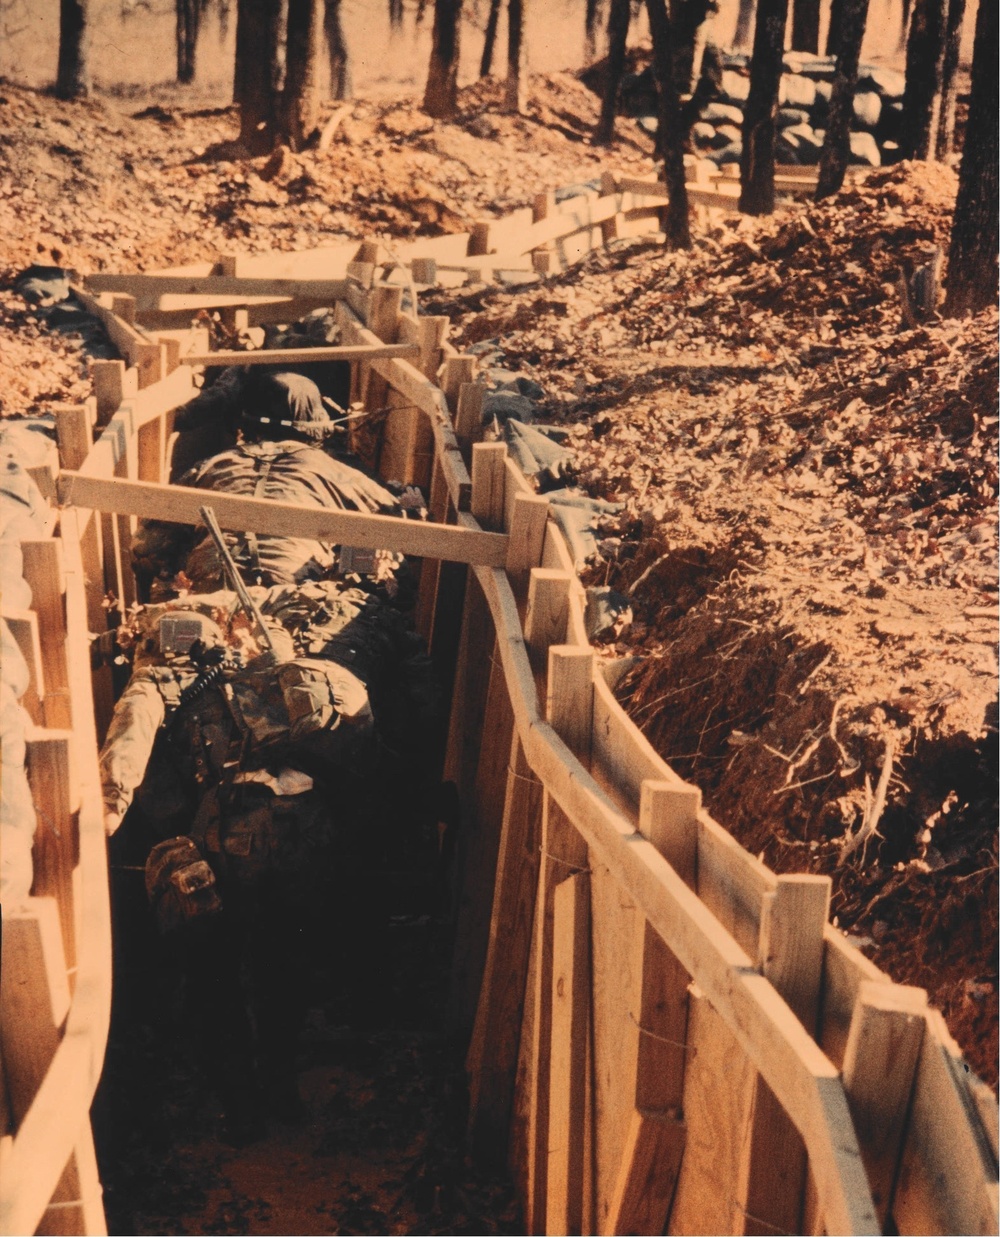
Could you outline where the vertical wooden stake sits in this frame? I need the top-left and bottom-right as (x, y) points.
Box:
(455, 382), (485, 449)
(468, 222), (493, 256)
(90, 360), (127, 425)
(843, 982), (927, 1226)
(737, 874), (831, 1236)
(53, 405), (92, 471)
(506, 492), (549, 602)
(442, 355), (476, 415)
(547, 870), (592, 1237)
(471, 442), (508, 530)
(524, 568), (572, 669)
(20, 540), (71, 731)
(522, 646), (595, 1232)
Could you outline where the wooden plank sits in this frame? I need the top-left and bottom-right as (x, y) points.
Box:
(58, 472), (508, 567)
(817, 926), (890, 1068)
(607, 1111), (686, 1237)
(1, 505), (111, 1237)
(546, 870), (593, 1237)
(471, 443), (508, 530)
(893, 1008), (998, 1236)
(442, 356), (476, 414)
(90, 360), (129, 424)
(523, 567), (572, 669)
(26, 731), (79, 974)
(72, 287), (162, 389)
(466, 729), (544, 1161)
(516, 716), (879, 1236)
(669, 989), (758, 1235)
(455, 382), (485, 448)
(0, 900), (70, 1122)
(53, 404), (92, 471)
(182, 342), (419, 367)
(20, 540), (71, 731)
(599, 779), (697, 1235)
(505, 492), (549, 599)
(737, 876), (831, 1236)
(397, 312), (449, 379)
(843, 982), (928, 1226)
(136, 417), (165, 484)
(2, 608), (46, 725)
(86, 273), (351, 301)
(451, 641), (518, 1028)
(36, 1128), (106, 1237)
(522, 647), (595, 1232)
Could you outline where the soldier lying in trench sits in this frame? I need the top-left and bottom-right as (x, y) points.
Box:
(100, 569), (440, 1138)
(132, 369), (406, 598)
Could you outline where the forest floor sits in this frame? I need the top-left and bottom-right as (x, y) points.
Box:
(1, 62), (996, 1234)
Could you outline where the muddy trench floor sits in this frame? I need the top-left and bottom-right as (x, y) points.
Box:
(94, 860), (522, 1237)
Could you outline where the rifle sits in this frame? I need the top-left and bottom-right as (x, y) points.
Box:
(198, 504), (277, 658)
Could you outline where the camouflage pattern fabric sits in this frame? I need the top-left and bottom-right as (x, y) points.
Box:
(132, 440), (401, 591)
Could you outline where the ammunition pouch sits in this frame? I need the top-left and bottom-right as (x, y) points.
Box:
(145, 835), (222, 934)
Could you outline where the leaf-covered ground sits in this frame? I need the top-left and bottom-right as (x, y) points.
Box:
(436, 159), (999, 1087)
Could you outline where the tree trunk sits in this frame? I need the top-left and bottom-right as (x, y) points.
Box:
(739, 0), (789, 215)
(282, 0), (323, 149)
(423, 0), (464, 119)
(585, 0), (603, 61)
(480, 0), (501, 75)
(825, 0), (844, 51)
(176, 0), (201, 83)
(645, 0), (691, 248)
(324, 0), (352, 99)
(503, 0), (526, 112)
(943, 0), (998, 316)
(734, 0), (757, 51)
(235, 0), (284, 155)
(670, 0), (711, 92)
(816, 0), (870, 197)
(900, 0), (947, 159)
(594, 0), (630, 144)
(56, 0), (91, 99)
(389, 0), (405, 27)
(935, 0), (967, 158)
(790, 0), (820, 50)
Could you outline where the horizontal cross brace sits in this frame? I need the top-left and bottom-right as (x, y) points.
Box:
(58, 473), (507, 567)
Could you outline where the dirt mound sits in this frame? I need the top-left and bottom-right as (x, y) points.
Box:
(440, 161), (998, 1086)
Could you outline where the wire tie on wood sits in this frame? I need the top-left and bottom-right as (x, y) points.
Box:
(506, 763), (539, 786)
(627, 1009), (696, 1057)
(727, 1199), (793, 1235)
(540, 849), (590, 875)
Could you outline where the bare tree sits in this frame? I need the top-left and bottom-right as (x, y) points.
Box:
(739, 0), (789, 214)
(479, 0), (502, 75)
(176, 0), (204, 84)
(56, 0), (91, 99)
(503, 0), (526, 112)
(645, 0), (691, 247)
(424, 0), (464, 119)
(790, 0), (819, 51)
(900, 0), (947, 159)
(816, 0), (870, 197)
(389, 0), (405, 27)
(585, 0), (603, 60)
(594, 0), (630, 144)
(935, 0), (967, 158)
(235, 0), (284, 154)
(282, 0), (323, 149)
(943, 0), (998, 316)
(324, 0), (352, 99)
(734, 0), (757, 50)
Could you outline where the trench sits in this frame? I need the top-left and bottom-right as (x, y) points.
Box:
(5, 220), (996, 1237)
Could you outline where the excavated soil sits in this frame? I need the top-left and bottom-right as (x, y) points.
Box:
(436, 161), (998, 1087)
(1, 58), (996, 1233)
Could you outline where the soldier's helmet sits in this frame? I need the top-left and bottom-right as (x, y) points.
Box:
(240, 371), (332, 444)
